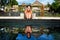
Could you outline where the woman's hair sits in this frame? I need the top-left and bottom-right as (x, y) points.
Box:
(26, 5), (32, 9)
(26, 5), (31, 7)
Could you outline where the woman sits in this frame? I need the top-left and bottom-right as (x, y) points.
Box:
(24, 5), (32, 19)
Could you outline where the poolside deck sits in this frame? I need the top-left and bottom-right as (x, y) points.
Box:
(0, 16), (60, 20)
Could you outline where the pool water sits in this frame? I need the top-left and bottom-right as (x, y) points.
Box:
(0, 19), (60, 40)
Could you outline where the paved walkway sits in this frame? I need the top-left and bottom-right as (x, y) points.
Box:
(0, 16), (60, 19)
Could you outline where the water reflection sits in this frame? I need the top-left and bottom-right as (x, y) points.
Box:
(0, 26), (60, 40)
(0, 19), (60, 40)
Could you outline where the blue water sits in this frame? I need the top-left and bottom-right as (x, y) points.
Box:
(0, 32), (60, 40)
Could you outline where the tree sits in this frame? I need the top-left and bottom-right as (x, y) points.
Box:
(0, 0), (7, 6)
(54, 0), (60, 2)
(54, 0), (60, 13)
(50, 0), (60, 13)
(8, 0), (18, 6)
(47, 2), (51, 7)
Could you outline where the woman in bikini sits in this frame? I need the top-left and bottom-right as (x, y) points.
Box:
(24, 5), (32, 19)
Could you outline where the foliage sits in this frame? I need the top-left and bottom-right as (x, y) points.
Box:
(18, 6), (24, 12)
(49, 0), (60, 13)
(0, 0), (18, 6)
(0, 0), (7, 6)
(10, 0), (18, 6)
